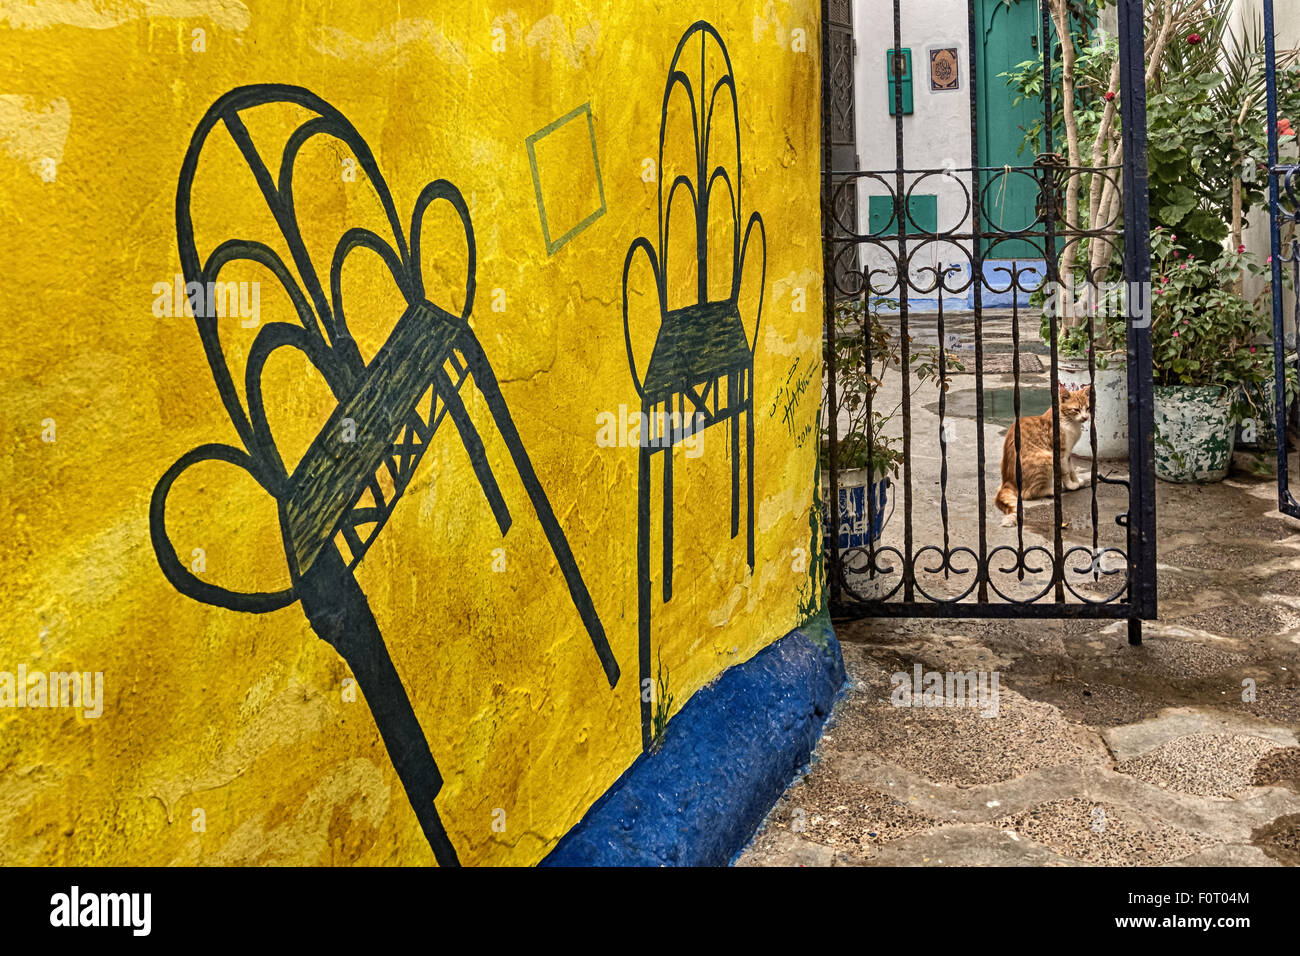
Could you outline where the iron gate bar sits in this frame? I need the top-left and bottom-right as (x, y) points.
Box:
(820, 0), (1156, 632)
(1118, 0), (1157, 642)
(967, 0), (990, 603)
(892, 0), (914, 605)
(1041, 0), (1067, 607)
(1265, 0), (1300, 521)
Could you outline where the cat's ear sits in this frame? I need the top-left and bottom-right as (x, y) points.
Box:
(1059, 383), (1072, 398)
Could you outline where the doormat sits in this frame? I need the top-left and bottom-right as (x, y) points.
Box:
(951, 352), (1043, 375)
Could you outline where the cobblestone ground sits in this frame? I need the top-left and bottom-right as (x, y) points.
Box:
(742, 321), (1300, 866)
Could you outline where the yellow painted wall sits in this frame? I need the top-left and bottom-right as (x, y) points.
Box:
(0, 0), (824, 865)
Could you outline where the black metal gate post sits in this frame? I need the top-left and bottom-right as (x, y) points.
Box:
(1265, 0), (1300, 521)
(1118, 0), (1156, 644)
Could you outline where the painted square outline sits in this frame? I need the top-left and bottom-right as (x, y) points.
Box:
(525, 102), (607, 256)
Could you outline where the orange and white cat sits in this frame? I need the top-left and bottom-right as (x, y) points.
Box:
(995, 385), (1092, 524)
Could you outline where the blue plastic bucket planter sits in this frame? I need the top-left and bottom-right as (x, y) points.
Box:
(822, 472), (891, 550)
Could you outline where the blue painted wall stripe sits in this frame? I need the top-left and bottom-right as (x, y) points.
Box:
(542, 615), (845, 867)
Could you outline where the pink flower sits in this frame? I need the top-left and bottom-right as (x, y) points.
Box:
(1173, 330), (1181, 337)
(1105, 91), (1117, 102)
(1268, 256), (1274, 264)
(1238, 244), (1247, 254)
(1250, 346), (1258, 353)
(1187, 33), (1202, 45)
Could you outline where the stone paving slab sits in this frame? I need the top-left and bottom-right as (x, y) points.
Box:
(858, 825), (1083, 867)
(1102, 707), (1298, 762)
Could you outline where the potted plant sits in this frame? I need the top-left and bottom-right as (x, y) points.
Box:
(1139, 8), (1300, 476)
(820, 299), (955, 550)
(1149, 230), (1277, 482)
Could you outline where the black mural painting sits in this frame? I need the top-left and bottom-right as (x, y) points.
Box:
(622, 23), (766, 750)
(150, 85), (620, 866)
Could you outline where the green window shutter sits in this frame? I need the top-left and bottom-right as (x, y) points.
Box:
(869, 194), (938, 236)
(910, 194), (937, 233)
(886, 48), (914, 116)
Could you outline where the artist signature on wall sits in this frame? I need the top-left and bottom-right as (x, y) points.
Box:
(769, 355), (815, 449)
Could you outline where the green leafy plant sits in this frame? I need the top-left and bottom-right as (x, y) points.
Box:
(1150, 6), (1300, 257)
(1007, 0), (1300, 345)
(820, 298), (960, 476)
(1149, 228), (1279, 404)
(1035, 288), (1128, 364)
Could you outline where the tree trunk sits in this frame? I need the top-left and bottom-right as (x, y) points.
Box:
(1048, 0), (1084, 330)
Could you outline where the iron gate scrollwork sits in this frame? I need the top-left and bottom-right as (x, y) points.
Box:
(820, 0), (1157, 640)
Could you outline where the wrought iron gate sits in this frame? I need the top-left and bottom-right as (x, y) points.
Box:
(819, 0), (1157, 642)
(1266, 0), (1300, 517)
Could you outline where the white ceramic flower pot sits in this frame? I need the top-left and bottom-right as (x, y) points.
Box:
(1059, 355), (1128, 460)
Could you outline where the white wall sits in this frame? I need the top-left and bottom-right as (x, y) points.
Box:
(852, 0), (975, 299)
(853, 0), (972, 176)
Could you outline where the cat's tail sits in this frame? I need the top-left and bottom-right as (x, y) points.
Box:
(994, 483), (1018, 515)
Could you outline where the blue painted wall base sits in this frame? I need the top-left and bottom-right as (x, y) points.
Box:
(542, 614), (845, 866)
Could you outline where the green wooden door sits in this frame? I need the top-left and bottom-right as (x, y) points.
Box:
(975, 0), (1042, 260)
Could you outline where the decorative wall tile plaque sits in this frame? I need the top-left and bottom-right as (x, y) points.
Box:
(930, 47), (960, 91)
